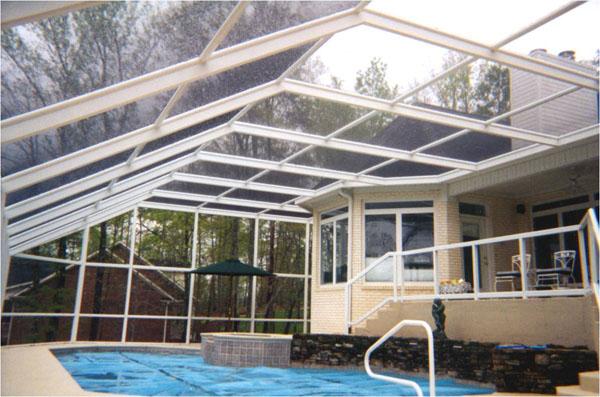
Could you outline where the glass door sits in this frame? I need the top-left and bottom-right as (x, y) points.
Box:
(461, 218), (488, 289)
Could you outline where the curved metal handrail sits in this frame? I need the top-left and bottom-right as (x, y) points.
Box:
(364, 319), (435, 397)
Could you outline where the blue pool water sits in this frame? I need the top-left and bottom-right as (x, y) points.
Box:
(55, 351), (494, 396)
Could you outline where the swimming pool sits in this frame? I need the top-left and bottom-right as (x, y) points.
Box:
(54, 350), (494, 396)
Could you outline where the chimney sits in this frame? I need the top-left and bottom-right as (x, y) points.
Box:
(558, 50), (575, 60)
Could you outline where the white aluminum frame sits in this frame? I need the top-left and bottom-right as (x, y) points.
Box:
(1, 0), (598, 293)
(3, 204), (312, 343)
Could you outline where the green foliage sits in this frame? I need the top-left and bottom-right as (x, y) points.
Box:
(428, 52), (510, 117)
(137, 208), (194, 267)
(355, 57), (399, 100)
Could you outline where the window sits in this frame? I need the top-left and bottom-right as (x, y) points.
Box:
(320, 207), (348, 285)
(365, 201), (434, 282)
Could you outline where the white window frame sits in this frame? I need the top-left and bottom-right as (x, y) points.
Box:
(319, 207), (348, 286)
(364, 203), (434, 285)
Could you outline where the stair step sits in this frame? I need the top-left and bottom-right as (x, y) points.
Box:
(579, 371), (600, 393)
(555, 385), (595, 396)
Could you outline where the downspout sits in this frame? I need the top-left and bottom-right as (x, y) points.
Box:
(339, 189), (352, 334)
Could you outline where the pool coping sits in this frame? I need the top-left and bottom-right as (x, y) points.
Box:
(1, 342), (547, 396)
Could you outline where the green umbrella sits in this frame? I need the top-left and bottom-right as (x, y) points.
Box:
(190, 259), (275, 329)
(190, 258), (274, 277)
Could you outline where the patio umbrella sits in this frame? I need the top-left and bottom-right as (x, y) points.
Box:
(190, 259), (275, 329)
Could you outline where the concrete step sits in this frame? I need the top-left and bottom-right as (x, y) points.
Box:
(555, 385), (595, 396)
(579, 371), (599, 393)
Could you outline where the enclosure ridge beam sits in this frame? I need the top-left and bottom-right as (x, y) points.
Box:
(152, 189), (310, 213)
(282, 79), (560, 146)
(232, 121), (476, 171)
(2, 83), (280, 193)
(172, 173), (316, 198)
(360, 9), (598, 91)
(0, 9), (363, 144)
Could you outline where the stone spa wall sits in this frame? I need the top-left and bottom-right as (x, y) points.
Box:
(291, 334), (598, 394)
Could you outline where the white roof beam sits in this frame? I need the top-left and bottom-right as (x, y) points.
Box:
(411, 85), (581, 155)
(360, 9), (598, 91)
(2, 83), (280, 193)
(232, 121), (475, 170)
(1, 9), (362, 144)
(194, 150), (386, 186)
(152, 190), (309, 214)
(172, 173), (316, 198)
(7, 171), (172, 236)
(9, 177), (170, 246)
(282, 79), (560, 145)
(9, 199), (144, 256)
(139, 201), (310, 225)
(3, 124), (233, 220)
(1, 1), (103, 29)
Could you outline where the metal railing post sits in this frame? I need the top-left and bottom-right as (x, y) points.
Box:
(519, 238), (528, 298)
(393, 254), (398, 301)
(399, 255), (405, 302)
(472, 244), (480, 299)
(587, 224), (599, 286)
(577, 228), (590, 290)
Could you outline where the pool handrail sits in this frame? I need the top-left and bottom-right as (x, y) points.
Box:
(364, 319), (435, 397)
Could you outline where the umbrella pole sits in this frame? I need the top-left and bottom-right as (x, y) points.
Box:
(229, 276), (234, 331)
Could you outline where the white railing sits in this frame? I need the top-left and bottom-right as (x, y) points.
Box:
(364, 319), (435, 397)
(345, 209), (599, 331)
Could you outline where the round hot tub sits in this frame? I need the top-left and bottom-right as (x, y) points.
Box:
(200, 332), (292, 367)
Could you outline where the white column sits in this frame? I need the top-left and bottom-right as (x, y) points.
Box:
(303, 222), (310, 333)
(250, 217), (260, 332)
(121, 207), (138, 342)
(70, 226), (90, 341)
(186, 210), (199, 343)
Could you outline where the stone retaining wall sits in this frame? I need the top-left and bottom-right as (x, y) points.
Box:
(291, 334), (598, 394)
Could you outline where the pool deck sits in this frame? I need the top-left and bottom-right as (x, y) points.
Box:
(1, 342), (548, 396)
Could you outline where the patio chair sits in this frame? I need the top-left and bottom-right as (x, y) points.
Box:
(494, 254), (531, 291)
(535, 250), (576, 288)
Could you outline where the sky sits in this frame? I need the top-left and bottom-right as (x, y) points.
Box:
(312, 0), (600, 92)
